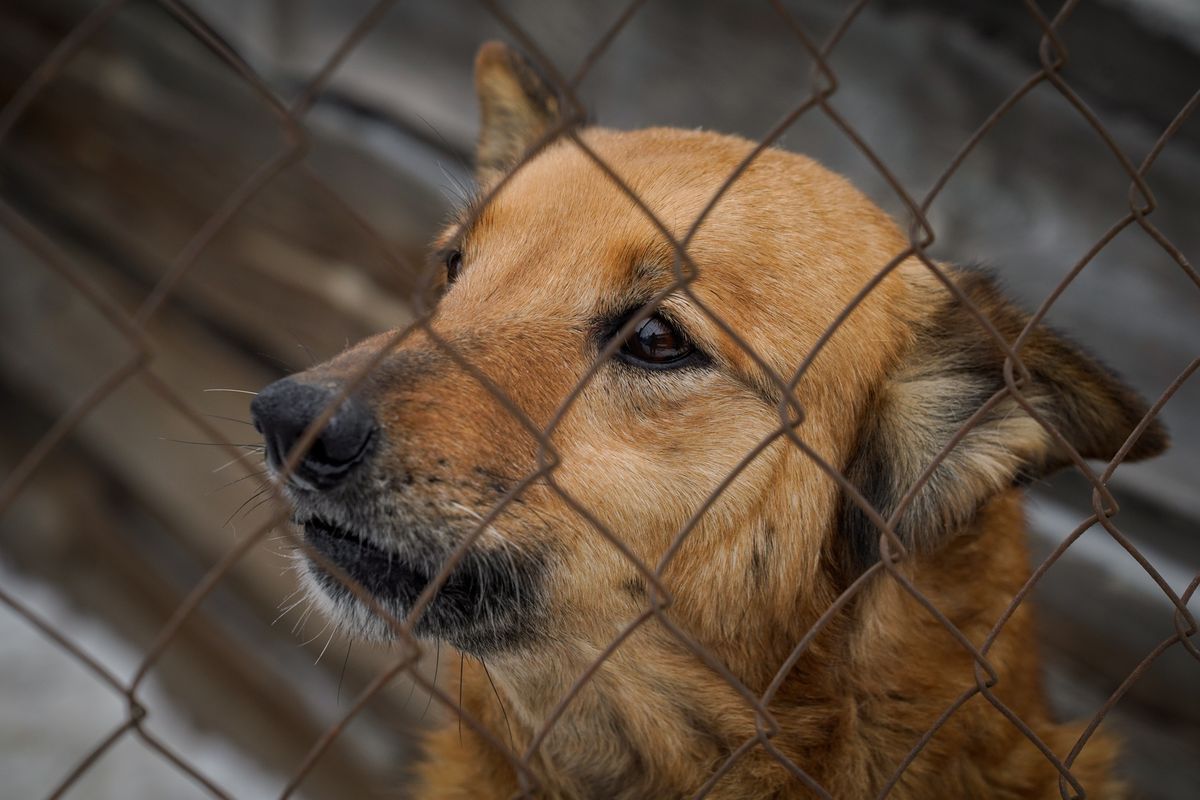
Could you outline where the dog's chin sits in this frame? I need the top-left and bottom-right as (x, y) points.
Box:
(293, 515), (547, 656)
(298, 562), (398, 642)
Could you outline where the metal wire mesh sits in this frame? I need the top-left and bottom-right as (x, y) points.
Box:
(0, 0), (1196, 798)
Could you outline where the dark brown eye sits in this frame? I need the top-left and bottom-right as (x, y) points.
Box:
(620, 314), (695, 367)
(445, 249), (463, 283)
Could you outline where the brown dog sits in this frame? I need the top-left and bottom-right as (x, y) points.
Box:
(250, 42), (1166, 799)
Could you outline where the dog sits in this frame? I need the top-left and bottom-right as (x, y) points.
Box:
(250, 41), (1166, 799)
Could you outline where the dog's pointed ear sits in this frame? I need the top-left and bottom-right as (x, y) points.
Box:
(474, 41), (561, 184)
(840, 270), (1167, 573)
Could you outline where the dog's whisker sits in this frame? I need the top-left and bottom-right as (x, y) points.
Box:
(337, 641), (354, 705)
(314, 627), (338, 665)
(292, 600), (316, 636)
(212, 450), (264, 474)
(401, 669), (419, 713)
(201, 412), (257, 427)
(481, 657), (514, 754)
(282, 326), (318, 366)
(206, 471), (268, 497)
(422, 639), (442, 721)
(158, 436), (264, 449)
(449, 501), (518, 551)
(239, 493), (280, 523)
(222, 485), (276, 529)
(273, 595), (307, 627)
(276, 586), (304, 609)
(202, 387), (259, 396)
(300, 618), (332, 648)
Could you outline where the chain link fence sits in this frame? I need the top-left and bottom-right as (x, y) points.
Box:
(0, 0), (1197, 798)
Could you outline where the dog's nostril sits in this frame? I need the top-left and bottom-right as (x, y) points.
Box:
(316, 414), (375, 464)
(250, 377), (377, 491)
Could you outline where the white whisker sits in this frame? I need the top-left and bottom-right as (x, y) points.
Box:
(314, 628), (337, 665)
(301, 618), (332, 647)
(212, 450), (263, 474)
(273, 595), (308, 626)
(292, 600), (316, 635)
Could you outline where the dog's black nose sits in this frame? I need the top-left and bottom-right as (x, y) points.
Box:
(250, 378), (376, 491)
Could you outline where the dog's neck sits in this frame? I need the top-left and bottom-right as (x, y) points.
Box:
(435, 492), (1112, 799)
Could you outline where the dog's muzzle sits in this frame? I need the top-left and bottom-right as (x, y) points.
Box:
(250, 374), (548, 655)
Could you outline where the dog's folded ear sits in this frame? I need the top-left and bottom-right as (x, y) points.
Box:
(839, 270), (1167, 574)
(474, 41), (562, 184)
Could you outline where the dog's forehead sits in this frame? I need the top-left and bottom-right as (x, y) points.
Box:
(455, 130), (731, 302)
(441, 127), (910, 339)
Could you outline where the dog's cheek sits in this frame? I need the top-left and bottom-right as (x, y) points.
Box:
(553, 377), (778, 561)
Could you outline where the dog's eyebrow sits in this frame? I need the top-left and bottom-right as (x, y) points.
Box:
(597, 248), (684, 322)
(441, 187), (491, 248)
(630, 239), (690, 286)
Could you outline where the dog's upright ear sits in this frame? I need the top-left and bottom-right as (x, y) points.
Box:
(474, 41), (561, 184)
(840, 269), (1167, 573)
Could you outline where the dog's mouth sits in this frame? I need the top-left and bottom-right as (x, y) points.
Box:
(299, 515), (433, 603)
(295, 512), (549, 655)
(302, 515), (377, 553)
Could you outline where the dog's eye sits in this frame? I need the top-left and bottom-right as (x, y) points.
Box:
(620, 314), (695, 367)
(445, 250), (463, 283)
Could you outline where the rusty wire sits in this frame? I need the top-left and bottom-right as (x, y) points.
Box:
(0, 1), (1196, 799)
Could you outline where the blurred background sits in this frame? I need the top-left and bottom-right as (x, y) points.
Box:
(0, 1), (1197, 798)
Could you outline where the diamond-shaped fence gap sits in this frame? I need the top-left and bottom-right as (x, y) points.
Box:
(0, 1), (126, 140)
(773, 2), (1022, 227)
(165, 166), (418, 372)
(568, 0), (831, 136)
(1053, 613), (1200, 795)
(291, 152), (446, 301)
(142, 0), (288, 97)
(0, 225), (145, 482)
(0, 11), (302, 321)
(271, 0), (527, 155)
(276, 649), (535, 800)
(150, 529), (411, 797)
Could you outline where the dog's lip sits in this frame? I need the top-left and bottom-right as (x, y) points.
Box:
(300, 516), (393, 561)
(296, 514), (547, 654)
(299, 514), (442, 602)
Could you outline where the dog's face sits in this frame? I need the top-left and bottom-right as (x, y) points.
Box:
(251, 44), (1164, 667)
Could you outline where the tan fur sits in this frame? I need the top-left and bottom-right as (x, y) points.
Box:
(281, 43), (1165, 799)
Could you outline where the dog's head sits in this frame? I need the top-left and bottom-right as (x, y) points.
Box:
(251, 43), (1165, 664)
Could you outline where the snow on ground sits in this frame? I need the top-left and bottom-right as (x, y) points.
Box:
(0, 557), (301, 800)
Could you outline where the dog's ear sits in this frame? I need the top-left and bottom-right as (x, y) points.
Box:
(840, 270), (1167, 573)
(474, 41), (561, 184)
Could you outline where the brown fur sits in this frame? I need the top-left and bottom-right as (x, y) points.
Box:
(275, 43), (1166, 799)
